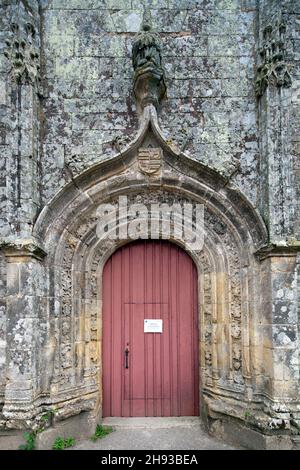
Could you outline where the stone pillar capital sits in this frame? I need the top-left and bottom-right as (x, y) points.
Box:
(0, 237), (47, 262)
(255, 243), (300, 261)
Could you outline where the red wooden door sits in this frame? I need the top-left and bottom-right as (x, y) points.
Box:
(102, 241), (199, 417)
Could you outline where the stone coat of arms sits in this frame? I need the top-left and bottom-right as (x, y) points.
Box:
(137, 147), (162, 175)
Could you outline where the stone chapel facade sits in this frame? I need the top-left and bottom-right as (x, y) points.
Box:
(0, 0), (299, 450)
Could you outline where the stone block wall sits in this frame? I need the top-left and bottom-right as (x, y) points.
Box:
(40, 0), (259, 206)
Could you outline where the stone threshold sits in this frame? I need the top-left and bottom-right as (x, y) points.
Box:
(102, 417), (202, 429)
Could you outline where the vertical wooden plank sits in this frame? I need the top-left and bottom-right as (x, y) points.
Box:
(179, 250), (194, 415)
(122, 245), (130, 417)
(161, 243), (171, 416)
(145, 303), (154, 416)
(130, 304), (146, 416)
(111, 249), (123, 416)
(145, 243), (153, 416)
(153, 242), (164, 416)
(131, 241), (144, 303)
(169, 243), (179, 415)
(124, 303), (130, 408)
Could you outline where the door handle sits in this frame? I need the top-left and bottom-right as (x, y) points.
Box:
(125, 347), (129, 369)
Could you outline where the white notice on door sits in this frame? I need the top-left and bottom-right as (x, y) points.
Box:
(144, 319), (163, 333)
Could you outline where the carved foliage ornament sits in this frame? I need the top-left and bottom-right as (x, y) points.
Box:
(255, 14), (292, 97)
(4, 2), (40, 86)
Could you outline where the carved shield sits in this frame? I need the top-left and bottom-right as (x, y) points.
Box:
(138, 147), (162, 175)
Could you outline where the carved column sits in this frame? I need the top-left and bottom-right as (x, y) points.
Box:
(0, 1), (44, 425)
(256, 3), (300, 418)
(257, 248), (299, 412)
(256, 7), (294, 244)
(2, 242), (46, 425)
(3, 0), (41, 239)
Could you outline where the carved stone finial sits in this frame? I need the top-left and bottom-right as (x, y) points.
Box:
(132, 9), (166, 113)
(4, 2), (40, 86)
(141, 8), (153, 32)
(255, 13), (292, 97)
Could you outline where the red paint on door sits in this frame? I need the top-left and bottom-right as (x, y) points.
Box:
(102, 241), (199, 417)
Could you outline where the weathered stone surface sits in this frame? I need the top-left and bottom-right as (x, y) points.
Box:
(37, 1), (266, 206)
(4, 1), (40, 86)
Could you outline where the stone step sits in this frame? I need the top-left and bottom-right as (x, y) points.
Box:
(102, 417), (202, 429)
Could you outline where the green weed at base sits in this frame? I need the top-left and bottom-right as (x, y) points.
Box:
(91, 424), (114, 442)
(19, 432), (36, 450)
(52, 436), (75, 450)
